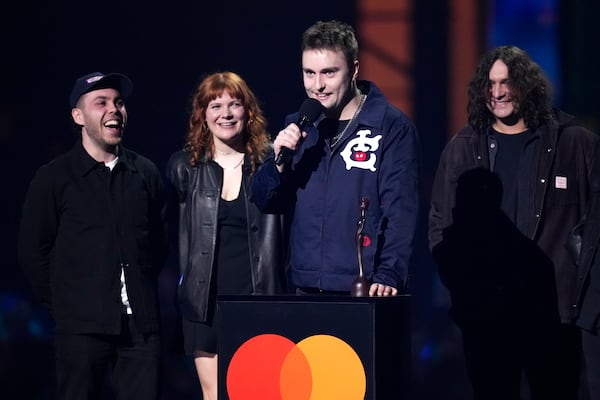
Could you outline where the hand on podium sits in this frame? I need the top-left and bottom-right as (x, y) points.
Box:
(351, 278), (400, 296)
(368, 282), (398, 296)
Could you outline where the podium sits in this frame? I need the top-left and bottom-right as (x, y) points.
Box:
(217, 294), (410, 400)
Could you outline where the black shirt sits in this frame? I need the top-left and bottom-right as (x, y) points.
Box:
(493, 129), (537, 235)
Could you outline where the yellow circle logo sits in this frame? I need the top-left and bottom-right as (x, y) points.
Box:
(226, 333), (366, 399)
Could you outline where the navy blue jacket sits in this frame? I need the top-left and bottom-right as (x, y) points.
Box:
(251, 81), (421, 292)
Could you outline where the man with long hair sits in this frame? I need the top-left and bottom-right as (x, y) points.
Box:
(429, 46), (598, 399)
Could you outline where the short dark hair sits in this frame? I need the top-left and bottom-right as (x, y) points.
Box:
(302, 20), (358, 69)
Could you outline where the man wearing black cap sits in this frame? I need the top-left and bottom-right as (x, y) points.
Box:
(18, 72), (168, 399)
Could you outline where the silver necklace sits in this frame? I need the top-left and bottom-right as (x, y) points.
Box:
(330, 94), (367, 149)
(216, 149), (238, 155)
(215, 154), (244, 170)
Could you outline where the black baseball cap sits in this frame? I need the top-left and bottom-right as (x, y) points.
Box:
(69, 72), (133, 108)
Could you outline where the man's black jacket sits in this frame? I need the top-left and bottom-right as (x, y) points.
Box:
(18, 140), (168, 335)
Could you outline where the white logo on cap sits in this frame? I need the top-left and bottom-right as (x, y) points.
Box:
(86, 75), (103, 84)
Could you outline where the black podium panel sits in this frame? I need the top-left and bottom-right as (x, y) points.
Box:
(217, 294), (410, 400)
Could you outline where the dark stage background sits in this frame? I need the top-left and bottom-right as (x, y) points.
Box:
(1, 1), (599, 399)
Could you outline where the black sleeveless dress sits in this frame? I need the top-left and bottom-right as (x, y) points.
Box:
(182, 194), (252, 354)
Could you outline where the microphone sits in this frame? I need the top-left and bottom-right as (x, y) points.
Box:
(274, 98), (323, 166)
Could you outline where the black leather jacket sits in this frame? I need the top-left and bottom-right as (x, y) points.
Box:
(166, 150), (288, 322)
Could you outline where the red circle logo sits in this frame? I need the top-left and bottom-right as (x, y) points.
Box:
(226, 333), (366, 399)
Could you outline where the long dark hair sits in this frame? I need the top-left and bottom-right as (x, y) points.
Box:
(467, 45), (553, 133)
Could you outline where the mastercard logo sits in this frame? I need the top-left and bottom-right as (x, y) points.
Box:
(226, 333), (366, 399)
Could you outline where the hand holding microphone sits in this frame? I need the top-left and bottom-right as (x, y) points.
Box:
(274, 98), (323, 166)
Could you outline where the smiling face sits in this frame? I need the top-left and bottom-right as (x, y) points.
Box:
(302, 48), (359, 119)
(206, 90), (247, 149)
(71, 88), (127, 160)
(487, 59), (526, 132)
(487, 60), (515, 118)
